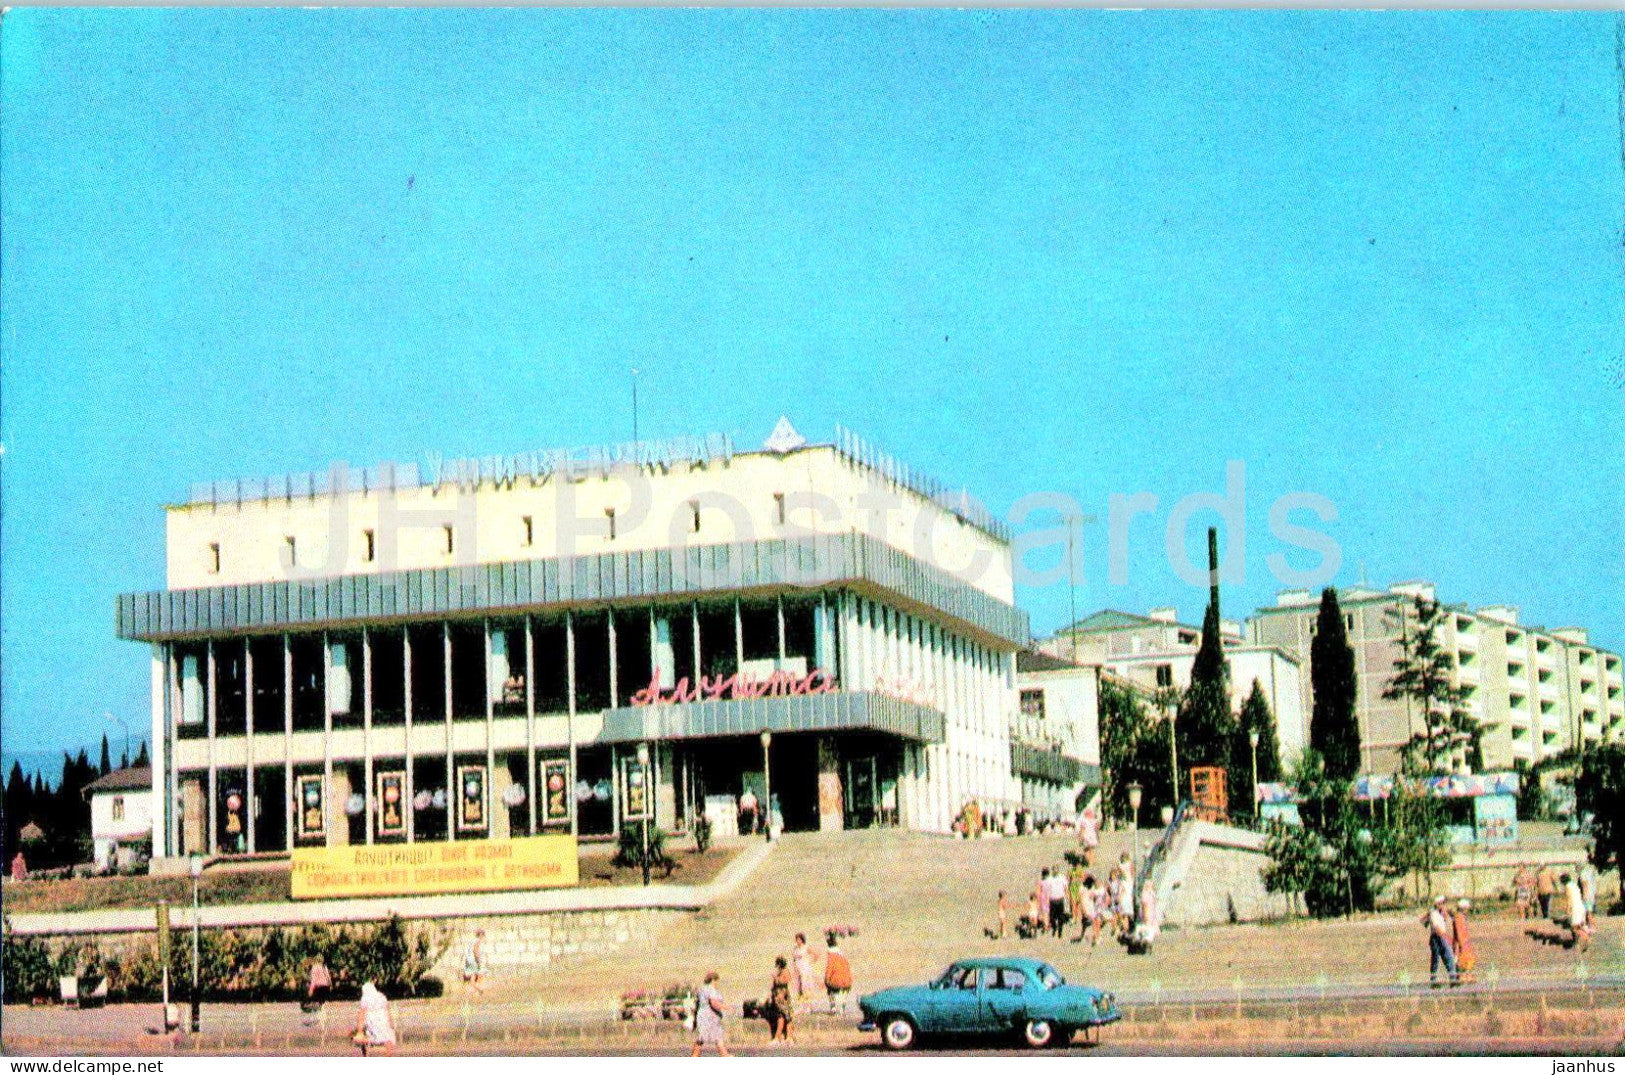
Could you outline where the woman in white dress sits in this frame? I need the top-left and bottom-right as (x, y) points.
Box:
(354, 981), (396, 1056)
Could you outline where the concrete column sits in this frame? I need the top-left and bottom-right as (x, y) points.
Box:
(363, 628), (374, 846)
(817, 736), (844, 832)
(654, 742), (677, 831)
(403, 627), (415, 844)
(244, 640), (256, 854)
(206, 643), (218, 854)
(283, 634), (294, 857)
(566, 611), (578, 839)
(491, 761), (513, 840)
(151, 646), (171, 859)
(525, 615), (537, 837)
(328, 767), (351, 847)
(444, 623), (455, 843)
(181, 776), (205, 856)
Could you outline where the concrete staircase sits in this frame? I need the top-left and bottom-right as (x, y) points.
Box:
(504, 826), (1140, 1012)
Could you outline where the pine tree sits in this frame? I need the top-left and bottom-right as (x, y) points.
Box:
(1382, 594), (1477, 774)
(1310, 588), (1362, 780)
(99, 734), (112, 777)
(1240, 679), (1284, 782)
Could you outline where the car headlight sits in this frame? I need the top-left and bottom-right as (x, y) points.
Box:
(1097, 992), (1116, 1010)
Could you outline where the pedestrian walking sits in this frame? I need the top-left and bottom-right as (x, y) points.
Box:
(690, 971), (730, 1057)
(1423, 895), (1459, 988)
(1104, 868), (1125, 938)
(1044, 866), (1068, 938)
(1077, 875), (1101, 946)
(1451, 899), (1476, 982)
(303, 956), (332, 1019)
(1079, 807), (1100, 866)
(1578, 856), (1599, 919)
(462, 929), (487, 995)
(1536, 864), (1557, 919)
(767, 956), (795, 1044)
(739, 788), (759, 836)
(1067, 861), (1086, 928)
(353, 982), (396, 1056)
(1033, 871), (1050, 932)
(791, 933), (815, 997)
(996, 891), (1009, 939)
(1512, 865), (1535, 920)
(1562, 873), (1592, 953)
(823, 932), (853, 1014)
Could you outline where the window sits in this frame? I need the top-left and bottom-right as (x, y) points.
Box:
(1155, 664), (1174, 688)
(111, 796), (125, 821)
(1579, 651), (1595, 666)
(1506, 630), (1522, 646)
(605, 508), (617, 540)
(1346, 613), (1355, 632)
(284, 535), (296, 565)
(207, 542), (221, 574)
(689, 501), (701, 533)
(362, 529), (375, 563)
(521, 516), (533, 547)
(773, 492), (786, 525)
(1020, 689), (1046, 721)
(991, 968), (1026, 990)
(442, 524), (454, 555)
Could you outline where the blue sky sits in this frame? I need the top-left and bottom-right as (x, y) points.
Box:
(3, 10), (1621, 767)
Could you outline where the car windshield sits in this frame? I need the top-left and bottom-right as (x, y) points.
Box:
(1034, 964), (1064, 989)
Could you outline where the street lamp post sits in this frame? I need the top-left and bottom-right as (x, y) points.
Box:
(636, 743), (651, 887)
(759, 731), (773, 843)
(1248, 730), (1261, 816)
(1126, 782), (1143, 924)
(188, 852), (203, 1033)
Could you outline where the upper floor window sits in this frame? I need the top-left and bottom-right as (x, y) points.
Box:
(689, 500), (701, 534)
(605, 508), (617, 541)
(1155, 664), (1174, 688)
(442, 524), (455, 555)
(362, 529), (375, 563)
(521, 516), (533, 547)
(111, 796), (125, 821)
(207, 542), (221, 574)
(773, 492), (786, 525)
(1019, 688), (1045, 721)
(283, 535), (297, 566)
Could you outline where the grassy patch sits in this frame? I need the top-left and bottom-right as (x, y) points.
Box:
(1, 870), (294, 914)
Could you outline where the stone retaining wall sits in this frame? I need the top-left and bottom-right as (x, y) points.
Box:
(432, 908), (680, 977)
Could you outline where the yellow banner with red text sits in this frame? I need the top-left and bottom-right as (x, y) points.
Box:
(290, 834), (579, 899)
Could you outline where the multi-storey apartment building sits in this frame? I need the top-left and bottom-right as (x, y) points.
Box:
(1043, 609), (1308, 767)
(1249, 582), (1624, 775)
(115, 423), (1060, 861)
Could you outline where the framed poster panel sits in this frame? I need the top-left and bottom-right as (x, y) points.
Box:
(456, 764), (488, 833)
(540, 758), (571, 827)
(375, 770), (407, 838)
(295, 775), (326, 841)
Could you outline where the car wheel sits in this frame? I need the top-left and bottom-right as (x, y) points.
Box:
(1022, 1018), (1056, 1049)
(881, 1015), (917, 1051)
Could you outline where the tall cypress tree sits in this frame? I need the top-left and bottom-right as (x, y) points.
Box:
(134, 741), (150, 768)
(1177, 579), (1237, 772)
(1310, 588), (1362, 780)
(99, 734), (113, 777)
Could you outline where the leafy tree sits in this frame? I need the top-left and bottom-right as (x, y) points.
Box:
(1177, 597), (1236, 772)
(1576, 743), (1624, 885)
(1099, 679), (1175, 821)
(1309, 588), (1361, 780)
(1382, 595), (1478, 773)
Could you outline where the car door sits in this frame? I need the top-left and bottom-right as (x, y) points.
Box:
(923, 965), (981, 1033)
(981, 966), (1028, 1031)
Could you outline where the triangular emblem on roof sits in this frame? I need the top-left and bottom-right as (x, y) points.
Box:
(763, 417), (806, 454)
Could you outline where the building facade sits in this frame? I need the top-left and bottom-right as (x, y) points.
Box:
(1042, 609), (1308, 768)
(1249, 582), (1625, 775)
(1012, 650), (1103, 818)
(84, 766), (155, 872)
(117, 425), (1049, 859)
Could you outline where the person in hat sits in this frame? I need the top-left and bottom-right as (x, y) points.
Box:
(1422, 895), (1459, 987)
(1450, 899), (1476, 982)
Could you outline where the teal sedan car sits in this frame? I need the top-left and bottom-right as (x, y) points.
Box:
(857, 957), (1120, 1050)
